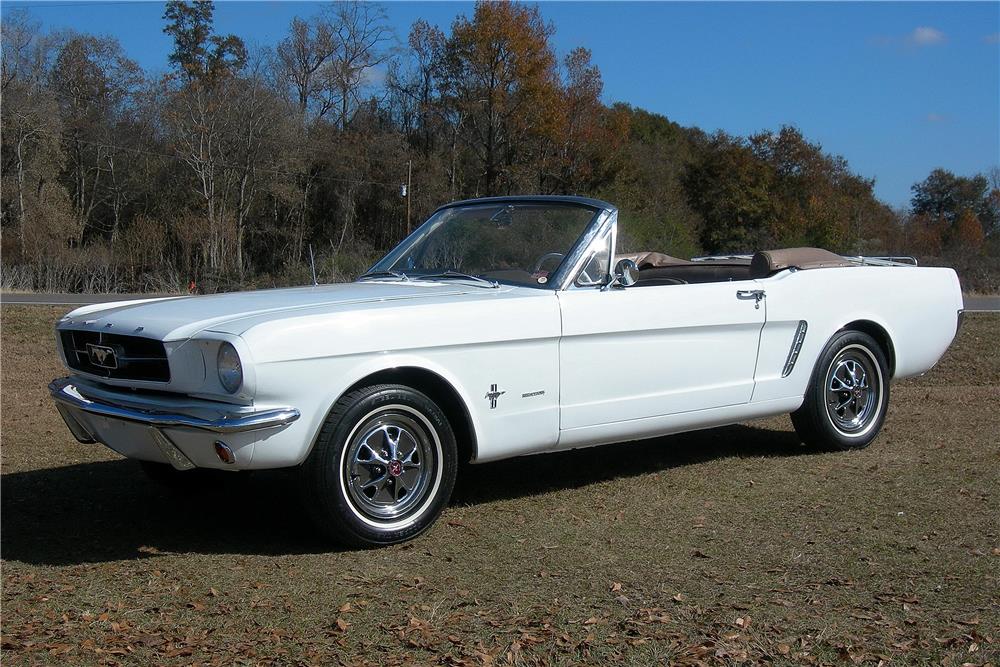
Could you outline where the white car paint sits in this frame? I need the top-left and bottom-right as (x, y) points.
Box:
(50, 200), (964, 474)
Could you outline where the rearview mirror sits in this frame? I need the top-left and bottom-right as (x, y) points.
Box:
(605, 258), (638, 290)
(490, 205), (514, 228)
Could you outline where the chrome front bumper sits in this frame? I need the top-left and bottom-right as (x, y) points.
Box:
(49, 378), (300, 434)
(49, 377), (301, 469)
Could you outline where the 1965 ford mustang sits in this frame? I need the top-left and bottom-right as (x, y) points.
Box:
(50, 196), (964, 545)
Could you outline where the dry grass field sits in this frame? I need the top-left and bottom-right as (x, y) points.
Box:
(1, 305), (998, 666)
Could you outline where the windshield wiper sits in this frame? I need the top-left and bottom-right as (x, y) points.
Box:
(358, 270), (409, 282)
(414, 270), (499, 288)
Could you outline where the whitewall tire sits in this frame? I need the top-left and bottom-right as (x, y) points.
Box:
(300, 384), (457, 546)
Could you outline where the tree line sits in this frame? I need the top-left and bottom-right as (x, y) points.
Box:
(2, 0), (998, 293)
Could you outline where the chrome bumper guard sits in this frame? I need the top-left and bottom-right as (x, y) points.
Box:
(49, 378), (300, 435)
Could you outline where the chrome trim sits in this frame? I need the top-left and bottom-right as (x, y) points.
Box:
(554, 207), (617, 290)
(689, 254), (918, 268)
(844, 255), (918, 267)
(49, 378), (300, 434)
(781, 320), (808, 377)
(691, 254), (753, 262)
(602, 257), (639, 291)
(956, 309), (965, 334)
(367, 198), (615, 290)
(736, 289), (766, 309)
(824, 344), (883, 436)
(345, 415), (432, 520)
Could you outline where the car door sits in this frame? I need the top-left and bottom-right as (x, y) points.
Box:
(557, 279), (766, 431)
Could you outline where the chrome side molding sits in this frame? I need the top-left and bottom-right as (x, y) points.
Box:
(782, 320), (809, 377)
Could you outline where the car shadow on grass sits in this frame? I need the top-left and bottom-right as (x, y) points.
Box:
(453, 422), (811, 505)
(2, 423), (811, 566)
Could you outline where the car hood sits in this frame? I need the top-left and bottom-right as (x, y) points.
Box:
(58, 281), (507, 341)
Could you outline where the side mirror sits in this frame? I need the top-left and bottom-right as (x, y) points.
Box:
(606, 258), (639, 289)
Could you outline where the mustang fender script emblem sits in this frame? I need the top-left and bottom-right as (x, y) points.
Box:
(86, 343), (118, 369)
(485, 384), (506, 409)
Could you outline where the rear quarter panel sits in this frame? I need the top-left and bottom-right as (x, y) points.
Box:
(751, 265), (962, 404)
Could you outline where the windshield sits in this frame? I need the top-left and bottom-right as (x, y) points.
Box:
(367, 202), (601, 288)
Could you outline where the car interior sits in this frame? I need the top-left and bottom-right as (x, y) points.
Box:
(615, 248), (856, 287)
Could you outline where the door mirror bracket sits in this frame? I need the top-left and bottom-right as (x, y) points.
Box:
(603, 258), (639, 290)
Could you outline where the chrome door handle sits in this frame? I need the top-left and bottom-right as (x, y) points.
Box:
(736, 290), (765, 309)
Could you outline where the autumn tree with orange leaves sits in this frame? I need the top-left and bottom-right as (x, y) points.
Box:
(439, 1), (560, 195)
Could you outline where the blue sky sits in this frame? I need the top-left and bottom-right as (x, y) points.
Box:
(6, 1), (999, 207)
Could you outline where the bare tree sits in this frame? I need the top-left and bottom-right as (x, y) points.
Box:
(49, 34), (142, 244)
(385, 19), (446, 153)
(276, 16), (335, 117)
(230, 51), (284, 277)
(276, 2), (392, 127)
(0, 11), (70, 258)
(317, 2), (393, 129)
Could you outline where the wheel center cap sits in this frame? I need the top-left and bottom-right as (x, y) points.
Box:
(853, 388), (863, 399)
(388, 459), (403, 477)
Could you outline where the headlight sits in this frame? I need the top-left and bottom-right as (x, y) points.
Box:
(217, 342), (243, 394)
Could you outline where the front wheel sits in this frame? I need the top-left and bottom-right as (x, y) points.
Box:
(791, 330), (889, 450)
(300, 384), (457, 546)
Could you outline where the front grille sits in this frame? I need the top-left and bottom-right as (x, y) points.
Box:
(61, 330), (170, 382)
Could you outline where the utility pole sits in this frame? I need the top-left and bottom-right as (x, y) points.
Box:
(856, 208), (862, 256)
(406, 159), (412, 236)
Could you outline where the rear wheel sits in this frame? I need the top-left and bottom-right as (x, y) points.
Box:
(791, 330), (889, 450)
(300, 384), (457, 546)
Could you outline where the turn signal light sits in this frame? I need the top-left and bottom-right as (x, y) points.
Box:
(214, 441), (236, 465)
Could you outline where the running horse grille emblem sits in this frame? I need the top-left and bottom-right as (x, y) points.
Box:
(485, 384), (506, 409)
(86, 343), (118, 369)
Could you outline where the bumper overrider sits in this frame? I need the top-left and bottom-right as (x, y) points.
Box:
(49, 377), (300, 470)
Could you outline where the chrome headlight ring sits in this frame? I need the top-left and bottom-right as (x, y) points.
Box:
(217, 341), (243, 394)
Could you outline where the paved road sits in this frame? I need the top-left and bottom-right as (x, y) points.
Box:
(1, 292), (180, 306)
(2, 291), (999, 311)
(963, 295), (1000, 312)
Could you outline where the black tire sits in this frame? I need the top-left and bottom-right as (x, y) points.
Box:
(300, 384), (458, 547)
(791, 330), (890, 451)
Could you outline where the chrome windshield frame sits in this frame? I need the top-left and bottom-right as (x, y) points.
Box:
(552, 207), (618, 291)
(364, 198), (617, 291)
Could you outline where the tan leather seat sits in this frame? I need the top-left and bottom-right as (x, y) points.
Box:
(750, 248), (854, 279)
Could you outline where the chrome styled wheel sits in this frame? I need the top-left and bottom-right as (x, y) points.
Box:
(343, 409), (437, 522)
(824, 344), (882, 436)
(303, 385), (457, 546)
(792, 331), (890, 451)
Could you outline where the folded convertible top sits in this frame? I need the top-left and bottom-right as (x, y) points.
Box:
(750, 247), (855, 278)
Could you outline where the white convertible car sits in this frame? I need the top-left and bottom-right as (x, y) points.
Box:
(50, 196), (963, 545)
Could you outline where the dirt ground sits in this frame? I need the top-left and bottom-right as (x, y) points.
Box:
(1, 305), (997, 666)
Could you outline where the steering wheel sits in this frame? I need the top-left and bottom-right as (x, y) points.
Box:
(531, 252), (599, 285)
(532, 252), (564, 274)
